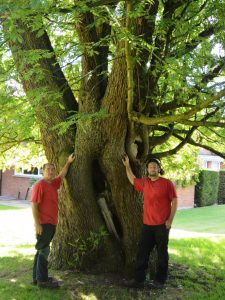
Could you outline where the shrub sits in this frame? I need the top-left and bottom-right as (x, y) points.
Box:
(217, 170), (225, 204)
(67, 226), (108, 269)
(195, 170), (219, 207)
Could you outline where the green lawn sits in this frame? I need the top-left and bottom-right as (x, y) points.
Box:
(0, 204), (23, 210)
(172, 204), (225, 234)
(169, 205), (225, 299)
(0, 204), (225, 299)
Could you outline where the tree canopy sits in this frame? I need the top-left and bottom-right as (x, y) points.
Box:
(1, 0), (225, 167)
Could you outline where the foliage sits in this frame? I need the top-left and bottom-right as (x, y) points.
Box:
(156, 142), (200, 187)
(0, 80), (45, 169)
(29, 177), (40, 187)
(1, 0), (225, 169)
(53, 109), (109, 135)
(67, 227), (108, 269)
(217, 170), (225, 204)
(195, 170), (219, 207)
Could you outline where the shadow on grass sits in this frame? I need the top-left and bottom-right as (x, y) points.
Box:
(0, 254), (74, 300)
(1, 238), (225, 300)
(0, 254), (186, 300)
(168, 237), (225, 299)
(169, 237), (225, 271)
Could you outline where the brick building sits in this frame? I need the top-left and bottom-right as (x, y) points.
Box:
(0, 167), (41, 201)
(199, 148), (224, 170)
(0, 166), (195, 209)
(1, 148), (224, 208)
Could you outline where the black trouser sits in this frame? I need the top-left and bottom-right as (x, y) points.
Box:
(135, 224), (169, 284)
(32, 224), (56, 282)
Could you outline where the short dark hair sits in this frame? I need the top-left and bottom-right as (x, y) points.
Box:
(43, 163), (55, 170)
(145, 157), (165, 175)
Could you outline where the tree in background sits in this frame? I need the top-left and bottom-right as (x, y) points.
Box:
(0, 0), (225, 272)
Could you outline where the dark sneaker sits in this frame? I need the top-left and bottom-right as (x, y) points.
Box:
(152, 280), (165, 289)
(32, 276), (56, 286)
(37, 280), (59, 289)
(123, 279), (144, 289)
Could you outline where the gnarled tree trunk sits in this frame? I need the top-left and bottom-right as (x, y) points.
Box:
(4, 15), (143, 273)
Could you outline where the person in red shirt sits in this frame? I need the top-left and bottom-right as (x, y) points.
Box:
(31, 153), (75, 289)
(122, 154), (177, 289)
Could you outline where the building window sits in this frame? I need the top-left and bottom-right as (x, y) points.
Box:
(14, 165), (43, 177)
(202, 161), (207, 169)
(211, 161), (220, 171)
(207, 161), (212, 169)
(204, 161), (221, 171)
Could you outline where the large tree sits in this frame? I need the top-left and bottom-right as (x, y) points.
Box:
(1, 0), (225, 272)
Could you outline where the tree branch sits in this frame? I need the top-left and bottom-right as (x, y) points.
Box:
(171, 22), (215, 58)
(173, 133), (225, 159)
(159, 58), (225, 114)
(201, 60), (225, 84)
(125, 0), (134, 115)
(179, 120), (225, 128)
(151, 126), (197, 159)
(130, 89), (225, 125)
(149, 124), (174, 148)
(57, 0), (119, 13)
(76, 12), (110, 104)
(133, 1), (159, 112)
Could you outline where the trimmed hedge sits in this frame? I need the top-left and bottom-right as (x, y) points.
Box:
(217, 170), (225, 204)
(195, 170), (219, 207)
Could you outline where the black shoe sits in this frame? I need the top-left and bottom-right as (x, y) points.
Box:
(123, 279), (144, 289)
(152, 280), (165, 289)
(37, 279), (59, 289)
(32, 276), (56, 285)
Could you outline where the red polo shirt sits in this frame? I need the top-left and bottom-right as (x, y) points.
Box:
(32, 176), (62, 225)
(134, 177), (177, 225)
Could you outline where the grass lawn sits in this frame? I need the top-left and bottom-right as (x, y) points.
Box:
(0, 204), (225, 299)
(169, 205), (225, 299)
(0, 204), (23, 210)
(172, 205), (225, 234)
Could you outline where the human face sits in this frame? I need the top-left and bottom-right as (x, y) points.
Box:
(147, 162), (160, 179)
(43, 164), (56, 181)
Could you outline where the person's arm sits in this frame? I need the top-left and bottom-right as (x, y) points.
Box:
(122, 154), (136, 185)
(32, 202), (42, 235)
(165, 198), (178, 229)
(59, 153), (75, 179)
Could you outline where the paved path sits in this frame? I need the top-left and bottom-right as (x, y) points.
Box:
(170, 228), (225, 239)
(0, 196), (30, 208)
(1, 197), (225, 239)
